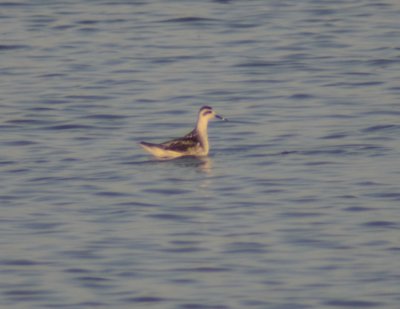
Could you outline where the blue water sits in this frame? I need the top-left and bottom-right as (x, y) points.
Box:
(1, 1), (400, 308)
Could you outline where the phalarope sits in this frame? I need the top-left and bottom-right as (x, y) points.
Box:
(140, 106), (226, 159)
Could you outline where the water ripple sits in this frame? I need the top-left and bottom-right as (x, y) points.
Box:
(323, 299), (383, 308)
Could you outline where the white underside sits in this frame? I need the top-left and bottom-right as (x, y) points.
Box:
(140, 143), (207, 159)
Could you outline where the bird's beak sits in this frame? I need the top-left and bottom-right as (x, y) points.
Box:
(215, 114), (228, 121)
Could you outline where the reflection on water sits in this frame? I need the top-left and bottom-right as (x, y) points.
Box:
(127, 156), (213, 174)
(172, 156), (213, 174)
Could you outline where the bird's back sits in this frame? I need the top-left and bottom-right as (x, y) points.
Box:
(160, 129), (200, 152)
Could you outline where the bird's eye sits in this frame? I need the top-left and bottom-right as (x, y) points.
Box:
(202, 110), (212, 116)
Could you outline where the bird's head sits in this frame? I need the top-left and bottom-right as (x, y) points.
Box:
(199, 105), (227, 121)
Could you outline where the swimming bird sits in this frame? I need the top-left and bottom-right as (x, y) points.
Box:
(140, 106), (226, 159)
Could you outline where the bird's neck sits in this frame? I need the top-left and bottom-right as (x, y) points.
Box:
(196, 117), (209, 154)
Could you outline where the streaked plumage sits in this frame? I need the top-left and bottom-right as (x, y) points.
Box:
(140, 106), (226, 159)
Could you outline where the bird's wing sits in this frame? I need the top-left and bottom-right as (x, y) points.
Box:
(160, 129), (200, 152)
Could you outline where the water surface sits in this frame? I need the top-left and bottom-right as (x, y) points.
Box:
(1, 1), (400, 308)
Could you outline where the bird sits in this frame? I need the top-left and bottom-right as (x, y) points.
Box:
(139, 106), (226, 159)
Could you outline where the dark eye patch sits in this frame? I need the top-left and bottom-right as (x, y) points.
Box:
(202, 110), (212, 116)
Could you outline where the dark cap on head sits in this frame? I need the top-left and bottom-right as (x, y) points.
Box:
(200, 105), (213, 111)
